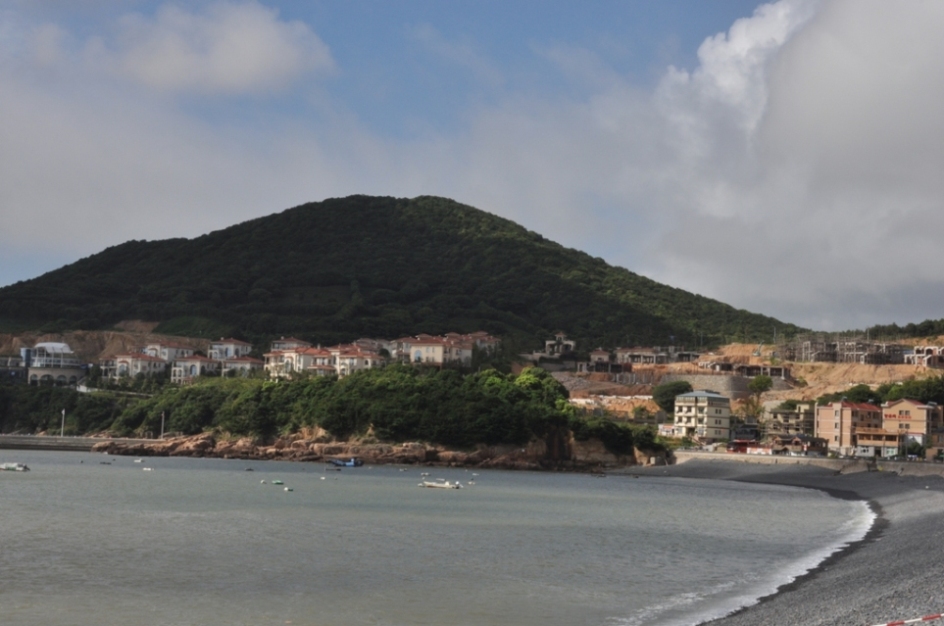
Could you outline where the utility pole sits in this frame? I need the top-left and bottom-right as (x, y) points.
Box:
(160, 411), (165, 440)
(60, 408), (65, 437)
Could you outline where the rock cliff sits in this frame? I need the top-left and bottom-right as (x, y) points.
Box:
(91, 431), (667, 470)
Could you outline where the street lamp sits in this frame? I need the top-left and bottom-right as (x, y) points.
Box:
(160, 411), (165, 439)
(60, 408), (65, 437)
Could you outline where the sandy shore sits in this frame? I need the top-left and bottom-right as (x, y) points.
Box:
(627, 459), (944, 626)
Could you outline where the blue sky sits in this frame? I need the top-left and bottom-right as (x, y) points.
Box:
(2, 1), (944, 331)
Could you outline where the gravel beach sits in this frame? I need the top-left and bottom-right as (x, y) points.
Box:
(630, 459), (944, 626)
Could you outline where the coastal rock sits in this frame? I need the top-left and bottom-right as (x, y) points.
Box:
(89, 432), (650, 471)
(169, 434), (216, 457)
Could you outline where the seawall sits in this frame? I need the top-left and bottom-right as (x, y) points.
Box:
(0, 435), (156, 452)
(673, 450), (944, 477)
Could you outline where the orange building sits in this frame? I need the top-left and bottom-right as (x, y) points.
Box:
(814, 401), (882, 457)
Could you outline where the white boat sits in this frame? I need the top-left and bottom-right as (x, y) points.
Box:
(0, 462), (30, 472)
(419, 479), (462, 489)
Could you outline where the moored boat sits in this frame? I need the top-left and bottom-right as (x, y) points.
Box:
(418, 479), (462, 489)
(0, 462), (30, 472)
(328, 457), (364, 467)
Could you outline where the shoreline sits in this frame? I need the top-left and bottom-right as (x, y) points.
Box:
(628, 459), (944, 626)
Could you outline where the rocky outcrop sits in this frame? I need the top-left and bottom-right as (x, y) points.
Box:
(91, 431), (668, 470)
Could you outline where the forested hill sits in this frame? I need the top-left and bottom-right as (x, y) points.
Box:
(0, 195), (801, 348)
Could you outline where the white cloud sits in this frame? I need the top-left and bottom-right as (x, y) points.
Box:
(3, 0), (944, 333)
(86, 1), (334, 94)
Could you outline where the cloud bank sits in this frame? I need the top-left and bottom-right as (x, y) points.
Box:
(1, 0), (942, 331)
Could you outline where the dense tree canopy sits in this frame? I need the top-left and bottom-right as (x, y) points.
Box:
(0, 195), (801, 349)
(1, 367), (662, 457)
(652, 381), (693, 414)
(816, 376), (944, 406)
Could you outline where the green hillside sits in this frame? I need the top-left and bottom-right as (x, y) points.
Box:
(0, 195), (801, 349)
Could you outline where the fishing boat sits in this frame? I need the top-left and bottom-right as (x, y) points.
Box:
(418, 479), (462, 489)
(0, 462), (30, 472)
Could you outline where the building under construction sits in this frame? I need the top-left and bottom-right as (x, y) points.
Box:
(781, 334), (907, 364)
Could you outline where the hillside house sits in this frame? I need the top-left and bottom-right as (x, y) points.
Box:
(0, 355), (25, 384)
(144, 342), (195, 361)
(332, 346), (384, 377)
(114, 353), (169, 379)
(24, 342), (84, 386)
(269, 337), (311, 351)
(209, 338), (253, 360)
(264, 347), (326, 378)
(220, 355), (264, 377)
(171, 355), (221, 385)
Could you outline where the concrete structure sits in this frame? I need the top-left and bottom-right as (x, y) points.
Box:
(905, 346), (944, 367)
(763, 401), (816, 437)
(673, 390), (732, 443)
(615, 346), (699, 365)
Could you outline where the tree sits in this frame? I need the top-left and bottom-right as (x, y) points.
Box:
(652, 381), (693, 415)
(748, 375), (773, 397)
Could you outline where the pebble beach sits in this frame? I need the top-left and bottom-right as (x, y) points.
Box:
(631, 459), (944, 626)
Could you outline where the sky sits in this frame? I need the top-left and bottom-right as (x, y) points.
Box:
(2, 0), (943, 332)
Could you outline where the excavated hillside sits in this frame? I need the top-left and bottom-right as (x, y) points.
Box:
(0, 321), (208, 362)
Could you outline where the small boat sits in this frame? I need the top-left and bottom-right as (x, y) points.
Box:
(328, 457), (363, 467)
(133, 459), (143, 463)
(0, 462), (30, 472)
(419, 479), (462, 489)
(272, 480), (284, 485)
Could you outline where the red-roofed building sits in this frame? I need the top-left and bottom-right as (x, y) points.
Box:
(854, 398), (944, 458)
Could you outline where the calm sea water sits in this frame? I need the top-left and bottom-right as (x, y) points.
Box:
(0, 450), (871, 626)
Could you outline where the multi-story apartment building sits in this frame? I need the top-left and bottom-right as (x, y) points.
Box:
(854, 398), (943, 458)
(814, 401), (882, 457)
(673, 390), (731, 443)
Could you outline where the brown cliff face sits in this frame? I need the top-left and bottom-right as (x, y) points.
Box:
(91, 431), (667, 470)
(0, 324), (206, 361)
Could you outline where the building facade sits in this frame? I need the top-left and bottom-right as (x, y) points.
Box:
(673, 390), (732, 443)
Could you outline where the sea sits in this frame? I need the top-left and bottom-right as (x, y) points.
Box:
(0, 450), (873, 626)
